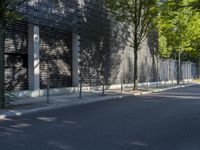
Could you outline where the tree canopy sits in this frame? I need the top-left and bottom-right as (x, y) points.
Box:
(0, 0), (27, 24)
(106, 0), (200, 86)
(157, 0), (200, 60)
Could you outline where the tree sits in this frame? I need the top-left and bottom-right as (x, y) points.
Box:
(157, 0), (200, 84)
(189, 0), (200, 10)
(0, 0), (28, 108)
(106, 0), (158, 90)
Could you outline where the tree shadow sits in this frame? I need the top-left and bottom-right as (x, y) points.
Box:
(78, 1), (131, 87)
(9, 0), (197, 93)
(146, 30), (159, 82)
(18, 0), (80, 89)
(39, 27), (72, 89)
(2, 85), (200, 150)
(4, 22), (28, 91)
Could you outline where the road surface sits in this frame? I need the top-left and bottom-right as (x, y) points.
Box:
(0, 85), (200, 150)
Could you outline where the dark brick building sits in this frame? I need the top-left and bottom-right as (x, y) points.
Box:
(4, 0), (196, 96)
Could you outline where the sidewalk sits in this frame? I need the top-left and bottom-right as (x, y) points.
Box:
(0, 83), (195, 120)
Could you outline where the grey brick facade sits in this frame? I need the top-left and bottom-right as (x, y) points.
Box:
(4, 0), (197, 92)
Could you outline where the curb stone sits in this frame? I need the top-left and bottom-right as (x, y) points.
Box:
(133, 83), (195, 96)
(0, 83), (196, 120)
(0, 95), (129, 120)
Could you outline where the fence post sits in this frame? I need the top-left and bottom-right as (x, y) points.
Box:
(79, 77), (82, 99)
(168, 60), (170, 84)
(165, 78), (167, 87)
(188, 61), (190, 84)
(79, 67), (82, 99)
(46, 61), (50, 103)
(121, 52), (124, 94)
(102, 81), (105, 96)
(156, 57), (159, 88)
(146, 77), (150, 91)
(47, 84), (50, 103)
(171, 61), (174, 86)
(177, 52), (181, 85)
(121, 75), (123, 94)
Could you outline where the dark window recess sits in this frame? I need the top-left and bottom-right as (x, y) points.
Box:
(5, 54), (28, 68)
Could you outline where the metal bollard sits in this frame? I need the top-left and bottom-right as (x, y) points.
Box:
(147, 78), (150, 91)
(102, 82), (105, 96)
(79, 81), (82, 99)
(121, 75), (123, 94)
(47, 84), (50, 103)
(165, 79), (167, 87)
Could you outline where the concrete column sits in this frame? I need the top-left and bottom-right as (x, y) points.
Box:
(28, 24), (40, 94)
(72, 33), (80, 87)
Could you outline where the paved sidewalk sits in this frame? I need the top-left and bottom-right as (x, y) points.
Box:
(0, 83), (195, 120)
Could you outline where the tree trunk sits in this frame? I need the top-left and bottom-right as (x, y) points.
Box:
(0, 22), (6, 108)
(133, 45), (138, 90)
(133, 0), (138, 90)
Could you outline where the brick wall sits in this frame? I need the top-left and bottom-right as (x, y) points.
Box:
(5, 22), (28, 91)
(5, 0), (196, 91)
(39, 27), (72, 89)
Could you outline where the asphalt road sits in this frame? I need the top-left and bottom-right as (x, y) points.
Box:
(0, 85), (200, 150)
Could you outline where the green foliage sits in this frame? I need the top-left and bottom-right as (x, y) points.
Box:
(0, 0), (26, 23)
(157, 0), (200, 59)
(189, 0), (200, 10)
(158, 34), (172, 58)
(106, 0), (158, 46)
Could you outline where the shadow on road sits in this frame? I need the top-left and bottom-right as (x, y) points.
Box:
(0, 85), (200, 150)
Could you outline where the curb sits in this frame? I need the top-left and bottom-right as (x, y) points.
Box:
(0, 94), (129, 120)
(133, 83), (195, 96)
(0, 83), (196, 120)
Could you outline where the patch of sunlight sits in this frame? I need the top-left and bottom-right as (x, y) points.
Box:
(0, 115), (6, 120)
(11, 123), (31, 128)
(0, 111), (22, 120)
(9, 111), (22, 116)
(37, 117), (57, 122)
(61, 120), (77, 125)
(130, 141), (148, 147)
(0, 117), (12, 121)
(48, 141), (74, 150)
(156, 95), (200, 100)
